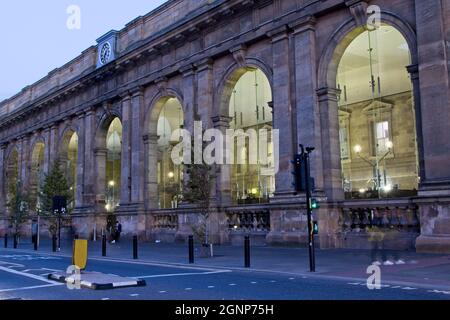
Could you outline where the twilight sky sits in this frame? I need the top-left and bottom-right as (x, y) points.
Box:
(0, 0), (166, 102)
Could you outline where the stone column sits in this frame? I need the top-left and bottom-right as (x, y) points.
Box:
(120, 95), (132, 205)
(180, 64), (196, 133)
(130, 88), (145, 205)
(94, 148), (108, 209)
(83, 109), (96, 207)
(415, 0), (450, 189)
(212, 115), (233, 207)
(267, 26), (296, 197)
(42, 127), (51, 175)
(291, 17), (325, 193)
(195, 59), (214, 129)
(144, 134), (159, 210)
(0, 144), (6, 213)
(316, 87), (345, 201)
(75, 113), (85, 209)
(49, 124), (59, 168)
(414, 0), (450, 253)
(20, 136), (30, 190)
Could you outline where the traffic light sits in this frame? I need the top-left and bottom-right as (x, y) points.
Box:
(310, 198), (320, 210)
(291, 154), (306, 193)
(313, 221), (319, 235)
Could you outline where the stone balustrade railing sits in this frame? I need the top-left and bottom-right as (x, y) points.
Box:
(226, 210), (271, 232)
(152, 213), (179, 231)
(339, 205), (420, 233)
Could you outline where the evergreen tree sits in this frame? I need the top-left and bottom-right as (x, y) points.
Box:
(6, 180), (29, 238)
(39, 164), (73, 236)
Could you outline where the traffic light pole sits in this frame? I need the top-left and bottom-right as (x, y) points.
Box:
(300, 145), (316, 272)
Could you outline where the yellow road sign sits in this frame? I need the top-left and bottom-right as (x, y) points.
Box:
(72, 239), (88, 270)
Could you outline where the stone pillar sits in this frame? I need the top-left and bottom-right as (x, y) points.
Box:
(267, 26), (295, 197)
(316, 87), (345, 201)
(83, 109), (96, 207)
(407, 64), (425, 182)
(195, 59), (214, 129)
(291, 17), (325, 193)
(49, 124), (59, 168)
(20, 136), (30, 189)
(94, 148), (108, 209)
(120, 95), (132, 205)
(0, 144), (6, 213)
(180, 64), (196, 133)
(75, 113), (85, 209)
(414, 0), (450, 253)
(42, 127), (51, 175)
(130, 88), (145, 205)
(212, 115), (233, 207)
(144, 134), (159, 209)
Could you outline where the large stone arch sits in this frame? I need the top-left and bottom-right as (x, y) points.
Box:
(317, 11), (418, 90)
(215, 58), (274, 119)
(144, 88), (185, 137)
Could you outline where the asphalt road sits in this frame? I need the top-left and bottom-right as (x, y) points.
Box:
(0, 249), (449, 300)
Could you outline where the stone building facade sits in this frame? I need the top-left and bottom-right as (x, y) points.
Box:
(1, 0), (450, 253)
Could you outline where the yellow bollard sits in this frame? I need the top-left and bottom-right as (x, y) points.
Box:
(72, 239), (88, 270)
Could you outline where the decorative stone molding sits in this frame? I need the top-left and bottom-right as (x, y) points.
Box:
(195, 58), (213, 72)
(155, 77), (168, 93)
(179, 64), (195, 78)
(212, 115), (233, 129)
(345, 0), (369, 27)
(267, 25), (289, 43)
(316, 87), (341, 103)
(229, 44), (247, 68)
(289, 16), (316, 34)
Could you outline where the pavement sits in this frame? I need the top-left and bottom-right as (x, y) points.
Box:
(1, 237), (450, 300)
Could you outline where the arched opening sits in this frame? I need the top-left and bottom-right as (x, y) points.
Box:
(227, 68), (274, 205)
(156, 98), (184, 209)
(336, 25), (419, 199)
(30, 142), (45, 212)
(59, 130), (78, 209)
(105, 118), (122, 212)
(5, 148), (19, 212)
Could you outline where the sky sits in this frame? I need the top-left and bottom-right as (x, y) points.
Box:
(0, 0), (167, 102)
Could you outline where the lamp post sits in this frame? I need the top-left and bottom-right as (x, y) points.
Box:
(353, 141), (393, 194)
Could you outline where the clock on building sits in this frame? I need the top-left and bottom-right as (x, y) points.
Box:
(100, 42), (112, 65)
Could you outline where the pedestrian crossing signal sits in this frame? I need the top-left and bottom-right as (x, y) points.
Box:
(310, 198), (319, 210)
(313, 221), (319, 235)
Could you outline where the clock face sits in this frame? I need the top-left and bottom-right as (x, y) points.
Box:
(100, 42), (112, 65)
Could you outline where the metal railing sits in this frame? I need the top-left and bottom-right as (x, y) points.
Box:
(226, 210), (270, 232)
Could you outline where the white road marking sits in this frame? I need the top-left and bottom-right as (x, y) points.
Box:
(132, 270), (231, 279)
(0, 266), (60, 284)
(130, 294), (140, 297)
(208, 286), (215, 289)
(229, 283), (236, 286)
(348, 283), (361, 285)
(159, 291), (167, 293)
(101, 298), (110, 301)
(0, 284), (62, 293)
(402, 287), (417, 290)
(428, 290), (450, 295)
(289, 278), (295, 280)
(270, 280), (276, 283)
(185, 288), (192, 291)
(251, 282), (257, 284)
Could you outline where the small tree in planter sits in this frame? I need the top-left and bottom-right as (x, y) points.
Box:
(6, 180), (29, 242)
(39, 164), (73, 237)
(182, 141), (216, 257)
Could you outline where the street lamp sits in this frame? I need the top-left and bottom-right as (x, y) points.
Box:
(353, 141), (393, 193)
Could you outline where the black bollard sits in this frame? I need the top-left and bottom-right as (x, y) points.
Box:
(244, 236), (251, 268)
(52, 235), (57, 252)
(188, 235), (194, 264)
(34, 237), (38, 251)
(74, 234), (79, 240)
(4, 234), (7, 248)
(133, 235), (138, 260)
(13, 234), (18, 249)
(102, 235), (107, 257)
